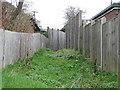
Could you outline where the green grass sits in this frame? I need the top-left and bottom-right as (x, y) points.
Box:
(2, 48), (117, 88)
(39, 31), (47, 37)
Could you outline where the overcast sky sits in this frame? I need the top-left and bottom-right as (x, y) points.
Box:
(7, 0), (120, 29)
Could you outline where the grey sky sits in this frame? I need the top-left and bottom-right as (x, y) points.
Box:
(6, 0), (120, 29)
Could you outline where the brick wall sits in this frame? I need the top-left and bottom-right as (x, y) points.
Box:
(105, 9), (120, 21)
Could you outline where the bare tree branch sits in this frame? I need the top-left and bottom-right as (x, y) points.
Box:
(10, 0), (24, 21)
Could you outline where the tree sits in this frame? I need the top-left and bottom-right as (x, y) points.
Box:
(2, 0), (25, 30)
(64, 6), (81, 23)
(2, 0), (25, 27)
(64, 6), (86, 24)
(10, 0), (24, 21)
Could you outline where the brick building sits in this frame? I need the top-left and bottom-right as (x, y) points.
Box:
(92, 2), (120, 21)
(0, 1), (40, 33)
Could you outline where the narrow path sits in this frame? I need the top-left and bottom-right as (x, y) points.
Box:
(2, 48), (117, 88)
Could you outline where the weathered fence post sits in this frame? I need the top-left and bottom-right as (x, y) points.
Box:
(0, 29), (4, 89)
(69, 19), (72, 49)
(65, 23), (69, 49)
(47, 28), (53, 49)
(118, 57), (120, 88)
(100, 17), (106, 69)
(83, 23), (91, 58)
(0, 29), (4, 69)
(78, 11), (82, 51)
(82, 21), (86, 56)
(118, 14), (120, 88)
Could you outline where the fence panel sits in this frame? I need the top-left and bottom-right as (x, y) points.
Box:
(111, 18), (118, 73)
(118, 14), (120, 87)
(0, 30), (48, 68)
(73, 17), (76, 50)
(79, 25), (83, 53)
(4, 31), (21, 67)
(0, 29), (4, 69)
(52, 30), (59, 50)
(91, 20), (101, 65)
(63, 11), (120, 75)
(32, 33), (41, 53)
(83, 23), (91, 58)
(47, 29), (53, 49)
(61, 32), (66, 49)
(102, 18), (118, 74)
(74, 14), (79, 50)
(20, 33), (30, 58)
(102, 23), (108, 71)
(40, 34), (47, 48)
(66, 23), (70, 49)
(71, 18), (74, 49)
(69, 20), (73, 49)
(59, 31), (62, 49)
(48, 29), (66, 50)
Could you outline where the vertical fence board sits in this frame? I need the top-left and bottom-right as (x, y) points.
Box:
(4, 31), (20, 67)
(52, 30), (58, 50)
(47, 29), (53, 49)
(73, 17), (76, 50)
(112, 18), (119, 73)
(20, 33), (29, 58)
(102, 23), (108, 70)
(79, 25), (83, 53)
(91, 23), (96, 64)
(91, 20), (101, 65)
(102, 18), (118, 74)
(83, 23), (91, 58)
(59, 31), (62, 49)
(69, 20), (72, 49)
(75, 14), (79, 50)
(48, 29), (66, 50)
(61, 32), (65, 48)
(96, 20), (101, 66)
(0, 29), (4, 68)
(65, 24), (69, 49)
(118, 14), (120, 87)
(32, 34), (41, 53)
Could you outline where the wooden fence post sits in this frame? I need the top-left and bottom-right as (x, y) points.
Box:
(78, 11), (82, 51)
(0, 29), (4, 90)
(118, 14), (120, 88)
(71, 18), (74, 49)
(118, 56), (120, 88)
(100, 17), (106, 69)
(83, 21), (86, 56)
(69, 19), (72, 49)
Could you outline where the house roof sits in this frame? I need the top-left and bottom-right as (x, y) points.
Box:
(91, 2), (120, 20)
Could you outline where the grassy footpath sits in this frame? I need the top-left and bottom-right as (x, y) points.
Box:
(2, 48), (117, 88)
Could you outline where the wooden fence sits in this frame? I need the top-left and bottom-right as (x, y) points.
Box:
(47, 29), (66, 50)
(65, 12), (82, 50)
(0, 29), (48, 68)
(64, 12), (120, 75)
